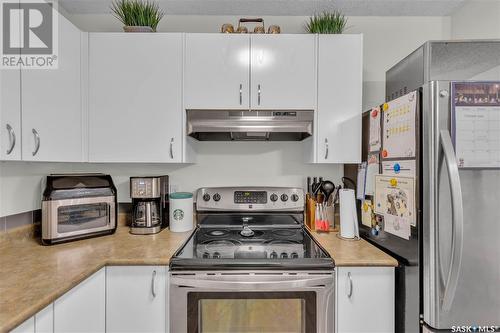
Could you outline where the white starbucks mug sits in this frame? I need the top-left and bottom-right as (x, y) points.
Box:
(169, 192), (193, 232)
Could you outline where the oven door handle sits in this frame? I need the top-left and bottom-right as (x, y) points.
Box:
(170, 276), (332, 290)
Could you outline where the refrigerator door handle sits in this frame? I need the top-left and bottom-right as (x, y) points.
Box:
(439, 129), (464, 312)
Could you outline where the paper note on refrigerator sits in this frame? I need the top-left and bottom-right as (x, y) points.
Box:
(369, 107), (382, 152)
(361, 199), (374, 227)
(382, 91), (417, 159)
(356, 162), (367, 200)
(451, 82), (500, 168)
(364, 153), (380, 196)
(382, 160), (416, 177)
(374, 175), (415, 240)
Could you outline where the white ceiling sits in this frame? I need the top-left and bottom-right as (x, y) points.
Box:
(59, 0), (467, 16)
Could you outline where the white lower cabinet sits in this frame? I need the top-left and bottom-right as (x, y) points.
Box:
(54, 268), (105, 333)
(10, 317), (34, 333)
(35, 304), (54, 333)
(336, 266), (395, 333)
(106, 266), (168, 333)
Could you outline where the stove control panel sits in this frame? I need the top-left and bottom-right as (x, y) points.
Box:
(196, 187), (304, 212)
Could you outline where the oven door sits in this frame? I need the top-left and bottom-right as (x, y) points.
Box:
(170, 271), (334, 333)
(42, 196), (116, 241)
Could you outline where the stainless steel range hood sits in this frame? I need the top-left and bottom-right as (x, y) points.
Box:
(186, 110), (314, 141)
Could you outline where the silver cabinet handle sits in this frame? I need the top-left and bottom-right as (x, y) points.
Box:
(6, 124), (16, 155)
(439, 129), (464, 312)
(151, 270), (157, 298)
(346, 272), (353, 298)
(239, 84), (243, 105)
(32, 128), (40, 156)
(257, 84), (261, 105)
(169, 137), (174, 159)
(324, 138), (329, 160)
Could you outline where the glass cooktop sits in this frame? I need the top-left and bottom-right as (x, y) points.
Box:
(170, 213), (334, 271)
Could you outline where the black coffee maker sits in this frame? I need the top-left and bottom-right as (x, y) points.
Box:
(129, 176), (169, 234)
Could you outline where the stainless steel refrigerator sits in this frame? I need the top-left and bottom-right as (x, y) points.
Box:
(347, 40), (500, 333)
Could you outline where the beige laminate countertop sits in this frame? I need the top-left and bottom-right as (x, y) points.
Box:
(0, 224), (396, 332)
(0, 225), (192, 333)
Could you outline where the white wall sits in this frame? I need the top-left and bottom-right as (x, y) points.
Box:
(451, 0), (500, 39)
(0, 143), (342, 216)
(0, 14), (453, 217)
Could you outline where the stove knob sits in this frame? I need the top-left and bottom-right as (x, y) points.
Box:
(291, 194), (299, 202)
(213, 193), (221, 202)
(203, 193), (211, 202)
(280, 194), (288, 202)
(280, 252), (288, 259)
(270, 194), (278, 202)
(270, 251), (278, 259)
(291, 252), (299, 259)
(202, 252), (210, 259)
(213, 252), (221, 259)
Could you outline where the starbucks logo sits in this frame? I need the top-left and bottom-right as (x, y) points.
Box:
(173, 209), (184, 221)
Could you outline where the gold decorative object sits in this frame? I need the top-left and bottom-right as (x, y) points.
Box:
(221, 23), (234, 33)
(253, 26), (265, 34)
(236, 26), (248, 33)
(268, 25), (281, 34)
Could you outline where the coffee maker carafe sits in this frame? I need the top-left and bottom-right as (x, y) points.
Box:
(130, 176), (168, 235)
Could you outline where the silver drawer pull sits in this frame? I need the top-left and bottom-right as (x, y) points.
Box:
(6, 124), (16, 155)
(239, 84), (243, 105)
(169, 137), (174, 159)
(324, 138), (329, 160)
(32, 128), (40, 156)
(151, 270), (157, 298)
(258, 84), (261, 105)
(346, 272), (353, 298)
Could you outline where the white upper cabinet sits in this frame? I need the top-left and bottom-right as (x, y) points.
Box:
(88, 33), (183, 163)
(106, 266), (167, 333)
(250, 35), (316, 110)
(185, 34), (250, 110)
(0, 68), (22, 161)
(336, 267), (395, 333)
(54, 268), (105, 333)
(315, 34), (363, 163)
(21, 13), (84, 162)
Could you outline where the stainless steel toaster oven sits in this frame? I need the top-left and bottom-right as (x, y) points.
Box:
(42, 174), (117, 245)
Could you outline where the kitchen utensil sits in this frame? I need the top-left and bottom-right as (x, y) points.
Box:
(321, 181), (335, 202)
(307, 177), (312, 195)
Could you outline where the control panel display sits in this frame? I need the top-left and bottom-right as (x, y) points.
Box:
(234, 191), (267, 204)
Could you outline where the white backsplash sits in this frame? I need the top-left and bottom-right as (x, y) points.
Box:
(0, 142), (343, 217)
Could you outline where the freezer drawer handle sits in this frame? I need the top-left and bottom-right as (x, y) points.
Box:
(6, 124), (16, 155)
(439, 129), (464, 312)
(258, 84), (261, 105)
(239, 84), (243, 105)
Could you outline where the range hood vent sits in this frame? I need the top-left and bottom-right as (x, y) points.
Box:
(186, 110), (314, 141)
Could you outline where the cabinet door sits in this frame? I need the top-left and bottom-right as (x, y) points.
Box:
(250, 35), (316, 110)
(185, 33), (250, 109)
(336, 267), (394, 333)
(54, 269), (105, 333)
(11, 317), (35, 333)
(0, 68), (21, 160)
(35, 304), (54, 333)
(21, 13), (83, 162)
(89, 33), (182, 163)
(106, 266), (167, 333)
(316, 35), (362, 163)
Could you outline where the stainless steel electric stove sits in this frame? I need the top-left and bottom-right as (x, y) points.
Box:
(169, 187), (335, 333)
